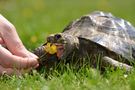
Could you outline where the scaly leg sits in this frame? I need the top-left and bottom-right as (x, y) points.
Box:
(102, 56), (133, 72)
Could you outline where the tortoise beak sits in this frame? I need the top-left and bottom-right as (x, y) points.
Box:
(46, 33), (66, 59)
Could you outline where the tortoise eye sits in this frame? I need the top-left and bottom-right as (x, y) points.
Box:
(55, 34), (62, 40)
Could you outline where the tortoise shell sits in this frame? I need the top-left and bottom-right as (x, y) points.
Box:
(62, 11), (135, 60)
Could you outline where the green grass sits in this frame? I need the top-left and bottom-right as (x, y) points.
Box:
(0, 0), (135, 90)
(0, 65), (135, 90)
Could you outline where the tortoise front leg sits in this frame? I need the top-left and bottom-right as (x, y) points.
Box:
(102, 56), (133, 72)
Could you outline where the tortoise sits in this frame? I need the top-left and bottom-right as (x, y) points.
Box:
(34, 11), (135, 72)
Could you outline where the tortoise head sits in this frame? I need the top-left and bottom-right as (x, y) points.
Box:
(46, 33), (79, 59)
(34, 33), (79, 69)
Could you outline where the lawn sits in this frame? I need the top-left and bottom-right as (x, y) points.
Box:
(0, 0), (135, 90)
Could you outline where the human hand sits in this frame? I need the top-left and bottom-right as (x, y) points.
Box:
(0, 14), (39, 75)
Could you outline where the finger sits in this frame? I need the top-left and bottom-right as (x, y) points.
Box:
(0, 45), (38, 69)
(0, 14), (13, 27)
(27, 51), (39, 59)
(0, 26), (27, 57)
(0, 15), (28, 57)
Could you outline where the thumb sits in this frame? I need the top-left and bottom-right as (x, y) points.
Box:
(0, 45), (39, 69)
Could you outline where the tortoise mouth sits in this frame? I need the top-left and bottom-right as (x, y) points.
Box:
(43, 42), (65, 59)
